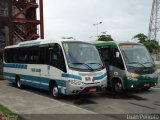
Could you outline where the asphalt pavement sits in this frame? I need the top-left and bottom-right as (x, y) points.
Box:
(0, 71), (160, 120)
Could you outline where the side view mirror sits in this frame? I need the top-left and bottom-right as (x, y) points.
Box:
(116, 52), (120, 58)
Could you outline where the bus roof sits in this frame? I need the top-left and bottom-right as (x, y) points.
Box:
(93, 41), (142, 47)
(5, 39), (90, 49)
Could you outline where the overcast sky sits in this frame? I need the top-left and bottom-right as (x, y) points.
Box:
(43, 0), (152, 41)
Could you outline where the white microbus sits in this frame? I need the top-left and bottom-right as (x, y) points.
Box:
(3, 39), (107, 98)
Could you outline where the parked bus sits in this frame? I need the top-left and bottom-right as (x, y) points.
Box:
(3, 39), (107, 98)
(94, 41), (158, 92)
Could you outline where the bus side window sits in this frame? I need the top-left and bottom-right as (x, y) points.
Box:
(17, 48), (29, 63)
(110, 46), (125, 70)
(0, 51), (2, 64)
(12, 48), (18, 63)
(99, 47), (110, 69)
(28, 47), (39, 64)
(48, 44), (66, 72)
(39, 46), (48, 64)
(4, 49), (9, 63)
(4, 48), (18, 63)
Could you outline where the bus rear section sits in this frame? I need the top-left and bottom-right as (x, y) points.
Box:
(3, 39), (107, 98)
(94, 41), (158, 93)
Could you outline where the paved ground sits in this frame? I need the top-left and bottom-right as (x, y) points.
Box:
(0, 72), (160, 120)
(58, 72), (160, 114)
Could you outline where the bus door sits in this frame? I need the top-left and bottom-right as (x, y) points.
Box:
(99, 46), (125, 85)
(98, 46), (111, 80)
(39, 44), (66, 89)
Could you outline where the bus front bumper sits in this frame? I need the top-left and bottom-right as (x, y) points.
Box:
(66, 80), (107, 95)
(124, 78), (158, 90)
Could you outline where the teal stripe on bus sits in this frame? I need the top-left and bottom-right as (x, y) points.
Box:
(3, 72), (66, 89)
(62, 73), (82, 80)
(93, 73), (107, 80)
(4, 64), (28, 69)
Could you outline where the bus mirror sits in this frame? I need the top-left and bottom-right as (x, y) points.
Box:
(116, 52), (120, 58)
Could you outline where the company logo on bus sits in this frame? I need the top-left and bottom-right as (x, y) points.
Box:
(85, 76), (91, 81)
(79, 72), (103, 76)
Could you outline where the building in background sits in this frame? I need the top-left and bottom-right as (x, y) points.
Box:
(0, 0), (44, 49)
(0, 0), (44, 79)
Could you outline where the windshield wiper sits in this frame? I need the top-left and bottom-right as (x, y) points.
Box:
(127, 62), (147, 68)
(88, 63), (104, 68)
(142, 62), (155, 67)
(70, 62), (94, 71)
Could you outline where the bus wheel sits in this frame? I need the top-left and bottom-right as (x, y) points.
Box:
(113, 80), (123, 93)
(16, 77), (23, 89)
(50, 83), (61, 99)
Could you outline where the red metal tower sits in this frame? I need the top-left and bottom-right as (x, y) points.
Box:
(10, 0), (44, 45)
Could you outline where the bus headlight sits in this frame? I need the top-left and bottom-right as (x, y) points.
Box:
(69, 80), (84, 86)
(127, 72), (139, 81)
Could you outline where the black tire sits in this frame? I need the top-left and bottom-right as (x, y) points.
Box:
(49, 83), (61, 99)
(16, 77), (23, 89)
(112, 80), (123, 93)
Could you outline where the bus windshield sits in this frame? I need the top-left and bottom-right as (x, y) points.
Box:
(120, 44), (155, 68)
(63, 42), (104, 71)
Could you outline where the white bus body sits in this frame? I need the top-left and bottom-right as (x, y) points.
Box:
(3, 39), (107, 98)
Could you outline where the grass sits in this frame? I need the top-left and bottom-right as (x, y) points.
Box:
(156, 64), (160, 69)
(0, 104), (24, 120)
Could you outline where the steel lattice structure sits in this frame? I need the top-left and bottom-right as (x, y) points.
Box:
(148, 0), (160, 43)
(0, 0), (44, 48)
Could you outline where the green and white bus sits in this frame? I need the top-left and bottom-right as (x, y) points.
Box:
(3, 39), (107, 98)
(94, 41), (158, 92)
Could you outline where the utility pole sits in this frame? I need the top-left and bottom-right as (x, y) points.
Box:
(148, 0), (160, 44)
(93, 22), (102, 37)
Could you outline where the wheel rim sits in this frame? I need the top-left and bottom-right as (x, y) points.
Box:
(115, 82), (122, 92)
(52, 86), (58, 97)
(17, 79), (21, 88)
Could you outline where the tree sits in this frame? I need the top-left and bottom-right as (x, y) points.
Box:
(144, 40), (159, 53)
(133, 33), (148, 43)
(133, 33), (159, 53)
(97, 34), (114, 41)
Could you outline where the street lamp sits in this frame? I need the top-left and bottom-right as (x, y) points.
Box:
(93, 22), (102, 37)
(101, 31), (107, 35)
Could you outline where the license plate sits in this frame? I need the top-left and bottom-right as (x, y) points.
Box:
(144, 83), (150, 87)
(89, 88), (97, 92)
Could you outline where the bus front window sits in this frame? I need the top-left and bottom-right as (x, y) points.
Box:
(120, 44), (156, 73)
(63, 42), (104, 71)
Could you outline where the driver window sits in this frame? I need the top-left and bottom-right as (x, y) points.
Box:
(48, 44), (66, 72)
(99, 47), (110, 69)
(110, 46), (125, 70)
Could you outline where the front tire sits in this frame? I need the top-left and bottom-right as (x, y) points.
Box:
(50, 83), (61, 99)
(113, 80), (123, 93)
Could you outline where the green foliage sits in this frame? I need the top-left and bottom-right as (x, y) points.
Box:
(97, 34), (114, 42)
(156, 64), (160, 69)
(133, 33), (160, 52)
(0, 104), (13, 115)
(133, 33), (148, 43)
(144, 40), (159, 52)
(0, 104), (24, 120)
